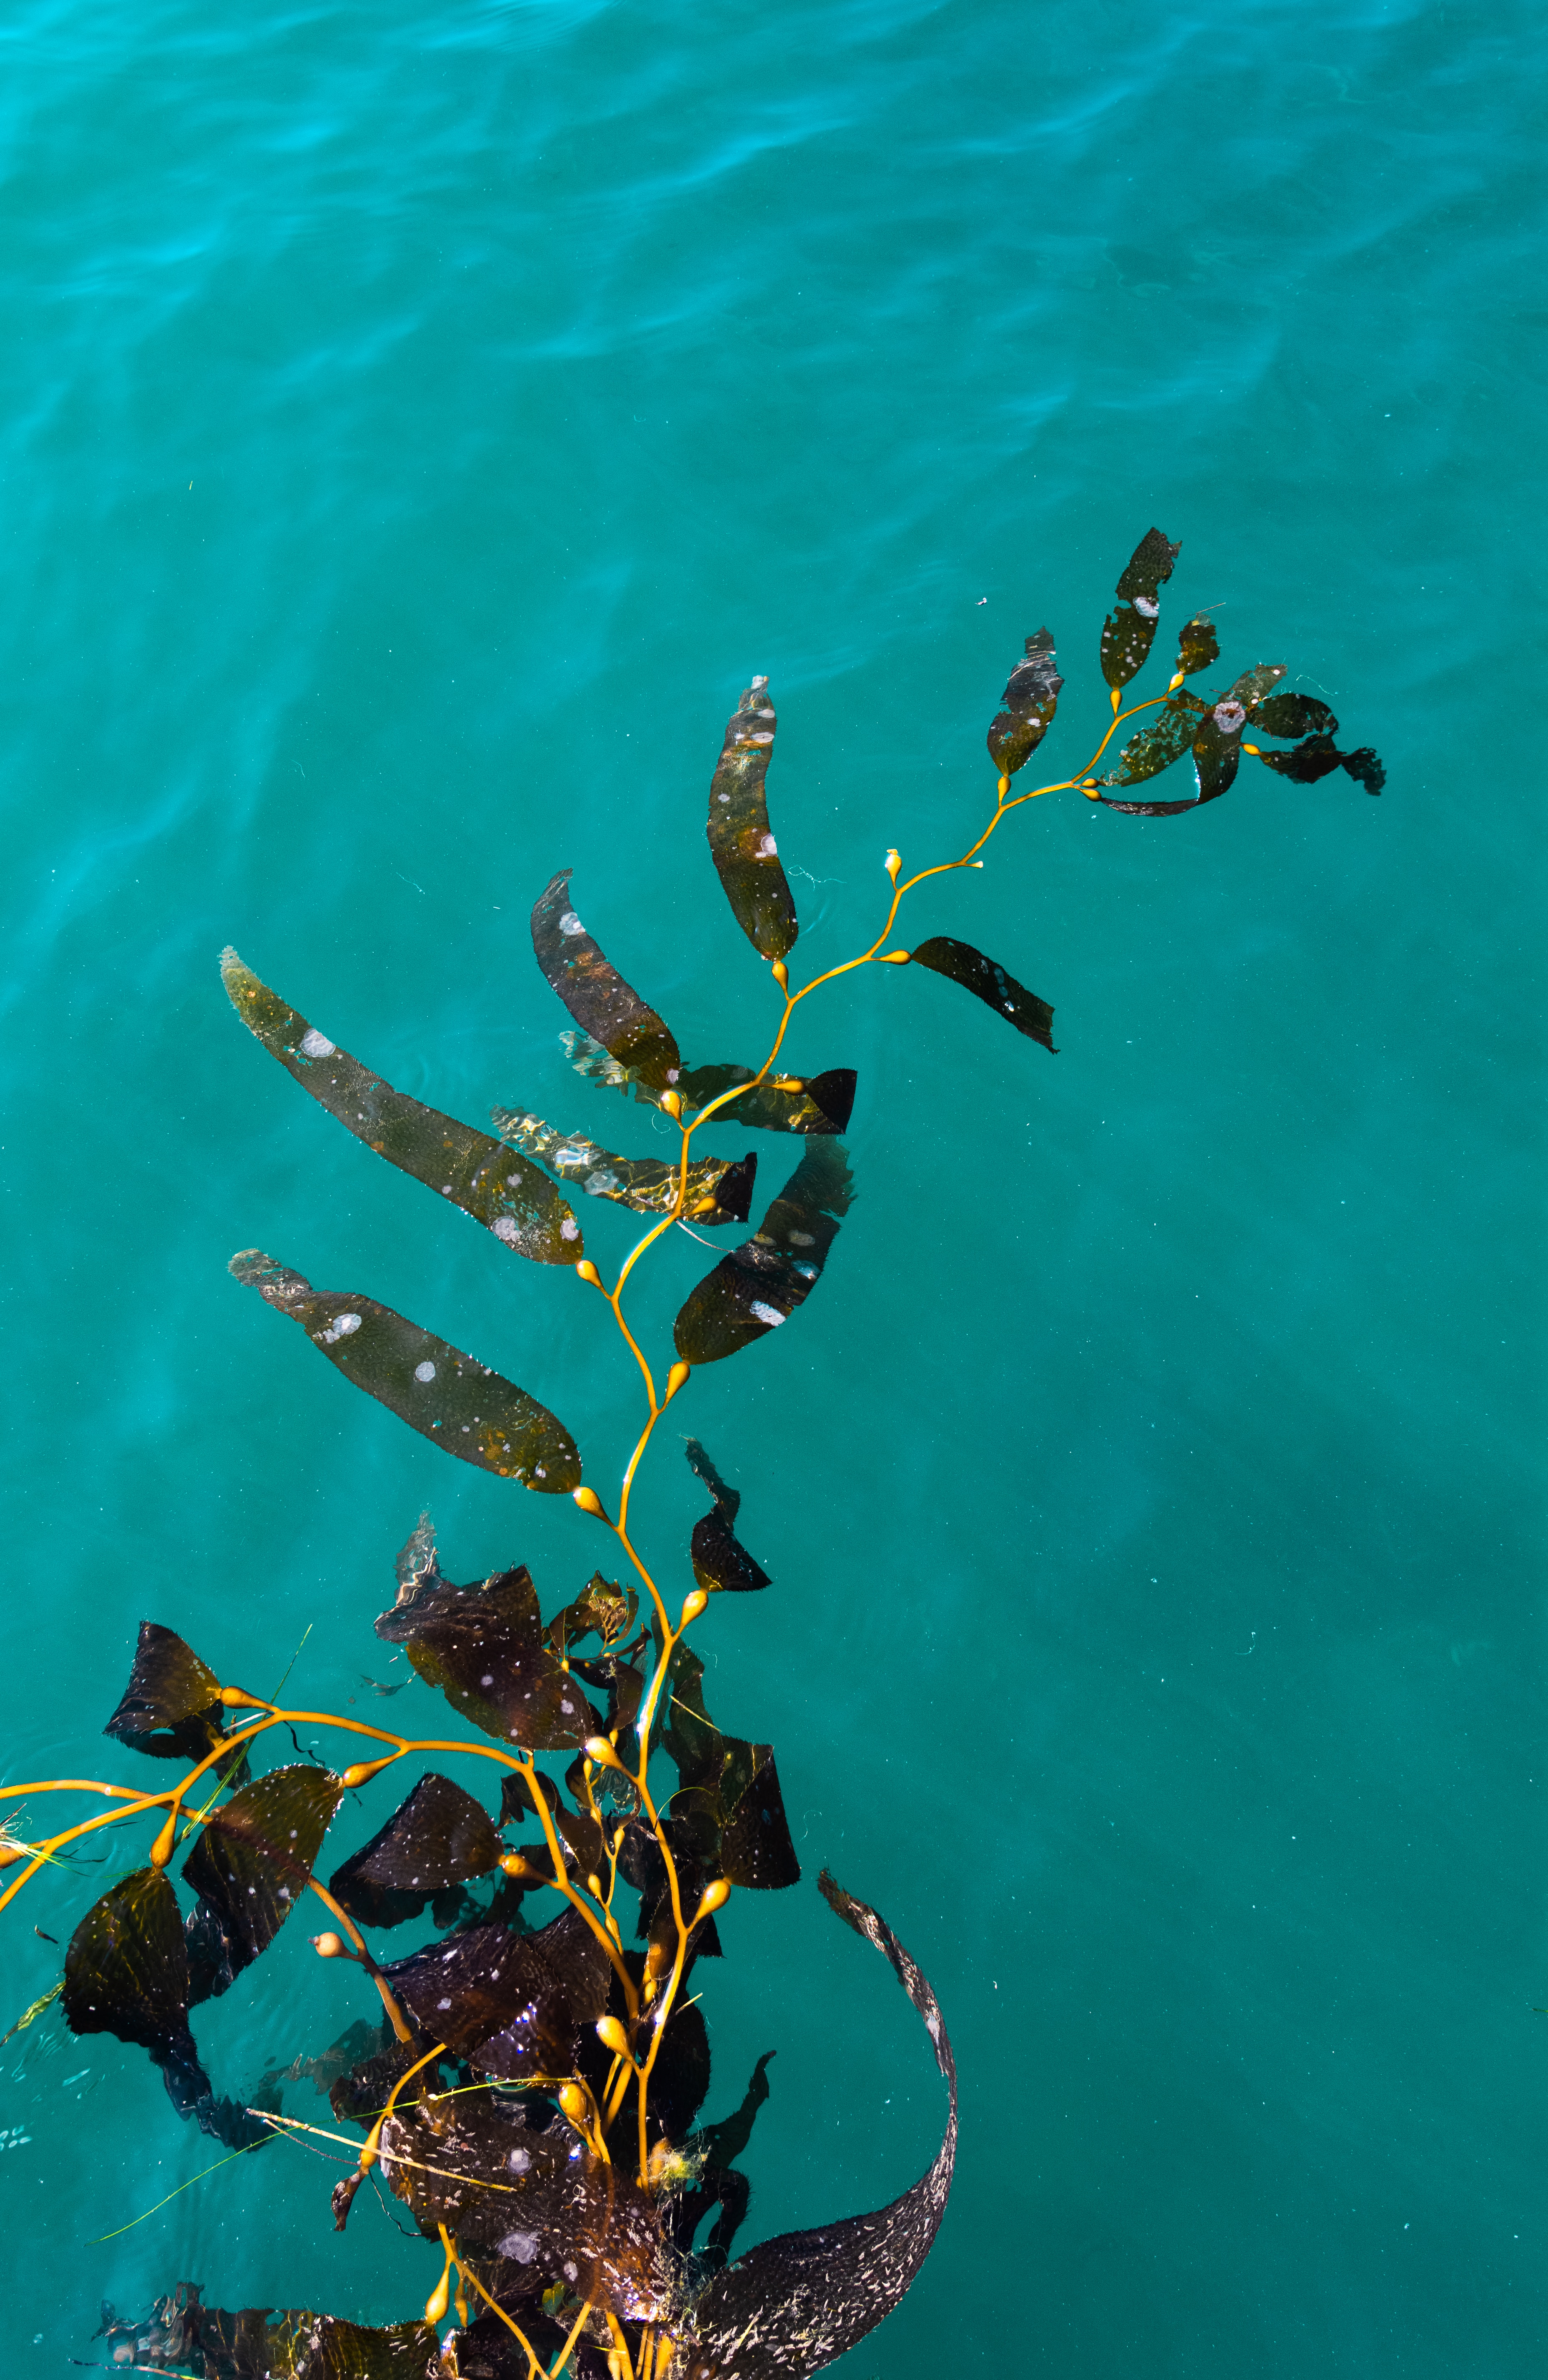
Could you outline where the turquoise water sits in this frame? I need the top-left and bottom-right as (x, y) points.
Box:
(1, 0), (1543, 2371)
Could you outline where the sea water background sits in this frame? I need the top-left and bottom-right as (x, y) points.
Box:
(0, 0), (1543, 2371)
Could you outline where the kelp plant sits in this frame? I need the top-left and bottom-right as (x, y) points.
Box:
(0, 532), (1381, 2380)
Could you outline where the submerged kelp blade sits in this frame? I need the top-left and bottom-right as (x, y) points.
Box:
(677, 1060), (856, 1137)
(546, 1570), (638, 1654)
(686, 1437), (771, 1593)
(907, 936), (1056, 1054)
(1191, 704), (1246, 805)
(381, 1906), (610, 2071)
(1175, 614), (1220, 679)
(221, 953), (581, 1265)
(376, 1532), (600, 1750)
(986, 628), (1062, 776)
(328, 1773), (500, 1931)
(530, 870), (681, 1096)
(1100, 692), (1206, 787)
(228, 1252), (581, 1493)
(1099, 527), (1181, 691)
(708, 676), (799, 960)
(680, 1874), (957, 2380)
(182, 1764), (344, 1992)
(104, 1622), (226, 1763)
(663, 1647), (799, 1890)
(673, 1142), (854, 1365)
(1255, 734), (1386, 792)
(99, 2291), (442, 2380)
(493, 1108), (756, 1223)
(63, 1867), (191, 2053)
(1250, 690), (1339, 739)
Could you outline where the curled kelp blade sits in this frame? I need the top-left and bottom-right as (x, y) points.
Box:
(986, 627), (1062, 776)
(493, 1107), (756, 1224)
(673, 1142), (854, 1366)
(221, 951), (581, 1265)
(1250, 690), (1338, 739)
(1099, 527), (1181, 692)
(708, 676), (799, 961)
(183, 1764), (344, 1999)
(686, 1437), (771, 1594)
(531, 870), (682, 1097)
(1099, 691), (1206, 789)
(377, 1526), (600, 1749)
(228, 1251), (581, 1493)
(328, 1772), (500, 1931)
(663, 1646), (799, 1889)
(680, 1872), (957, 2380)
(677, 1059), (856, 1137)
(905, 936), (1056, 1054)
(1175, 613), (1220, 679)
(104, 1622), (226, 1764)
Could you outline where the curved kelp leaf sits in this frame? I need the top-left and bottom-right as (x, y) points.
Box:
(1254, 734), (1385, 793)
(1100, 692), (1206, 789)
(328, 1773), (500, 1932)
(105, 1622), (226, 1764)
(376, 1520), (600, 1750)
(1249, 690), (1338, 739)
(381, 1905), (611, 2074)
(686, 1439), (771, 1595)
(671, 2052), (777, 2272)
(96, 2290), (440, 2380)
(1099, 527), (1181, 692)
(1175, 614), (1220, 679)
(531, 871), (681, 1097)
(228, 1252), (581, 1493)
(546, 1570), (638, 1655)
(708, 677), (799, 961)
(221, 953), (581, 1265)
(493, 1109), (756, 1224)
(677, 1060), (856, 1137)
(673, 1143), (854, 1366)
(986, 628), (1062, 776)
(679, 1874), (957, 2380)
(663, 1647), (799, 1890)
(182, 1765), (344, 2001)
(906, 936), (1056, 1054)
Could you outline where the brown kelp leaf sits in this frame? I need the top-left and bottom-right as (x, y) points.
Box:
(1254, 734), (1344, 783)
(1099, 527), (1181, 691)
(546, 1571), (638, 1655)
(663, 1647), (799, 1891)
(678, 1874), (956, 2380)
(376, 1520), (600, 1750)
(97, 2289), (442, 2380)
(493, 1108), (756, 1224)
(671, 2052), (776, 2270)
(1339, 746), (1386, 794)
(1175, 614), (1220, 679)
(1100, 692), (1207, 788)
(531, 871), (682, 1097)
(686, 1439), (771, 1595)
(221, 953), (581, 1265)
(382, 1905), (611, 2075)
(228, 1252), (581, 1494)
(1249, 690), (1339, 739)
(1190, 700), (1247, 805)
(707, 677), (799, 961)
(907, 936), (1056, 1054)
(673, 1142), (854, 1366)
(677, 1061), (856, 1137)
(182, 1765), (344, 1995)
(328, 1774), (500, 1932)
(104, 1623), (226, 1764)
(986, 628), (1062, 776)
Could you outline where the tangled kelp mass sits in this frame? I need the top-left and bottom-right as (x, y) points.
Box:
(2, 534), (1380, 2379)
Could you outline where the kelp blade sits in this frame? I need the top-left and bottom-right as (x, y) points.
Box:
(96, 2291), (441, 2380)
(707, 677), (799, 960)
(986, 628), (1062, 776)
(377, 1525), (600, 1749)
(493, 1107), (755, 1223)
(1100, 527), (1181, 691)
(680, 1873), (956, 2380)
(63, 1867), (191, 2054)
(221, 952), (581, 1265)
(663, 1647), (799, 1889)
(1175, 614), (1220, 678)
(182, 1764), (344, 1994)
(686, 1437), (770, 1593)
(228, 1251), (581, 1492)
(1100, 692), (1206, 788)
(907, 936), (1056, 1054)
(677, 1060), (856, 1137)
(530, 870), (681, 1096)
(673, 1142), (854, 1365)
(104, 1622), (227, 1764)
(328, 1772), (500, 1930)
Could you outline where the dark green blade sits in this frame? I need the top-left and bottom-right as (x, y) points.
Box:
(381, 1905), (610, 2069)
(104, 1622), (226, 1764)
(1249, 690), (1339, 738)
(1340, 746), (1385, 794)
(672, 1142), (854, 1366)
(493, 1108), (756, 1223)
(1099, 527), (1181, 691)
(377, 1523), (601, 1750)
(686, 1438), (771, 1594)
(662, 1646), (799, 1889)
(530, 870), (682, 1097)
(63, 1867), (191, 2054)
(228, 1251), (582, 1493)
(1100, 691), (1206, 787)
(221, 951), (582, 1265)
(906, 936), (1056, 1054)
(676, 1059), (856, 1135)
(182, 1764), (344, 1993)
(986, 628), (1063, 776)
(707, 677), (799, 961)
(328, 1773), (500, 1931)
(1175, 614), (1220, 678)
(1191, 703), (1246, 804)
(683, 1875), (956, 2380)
